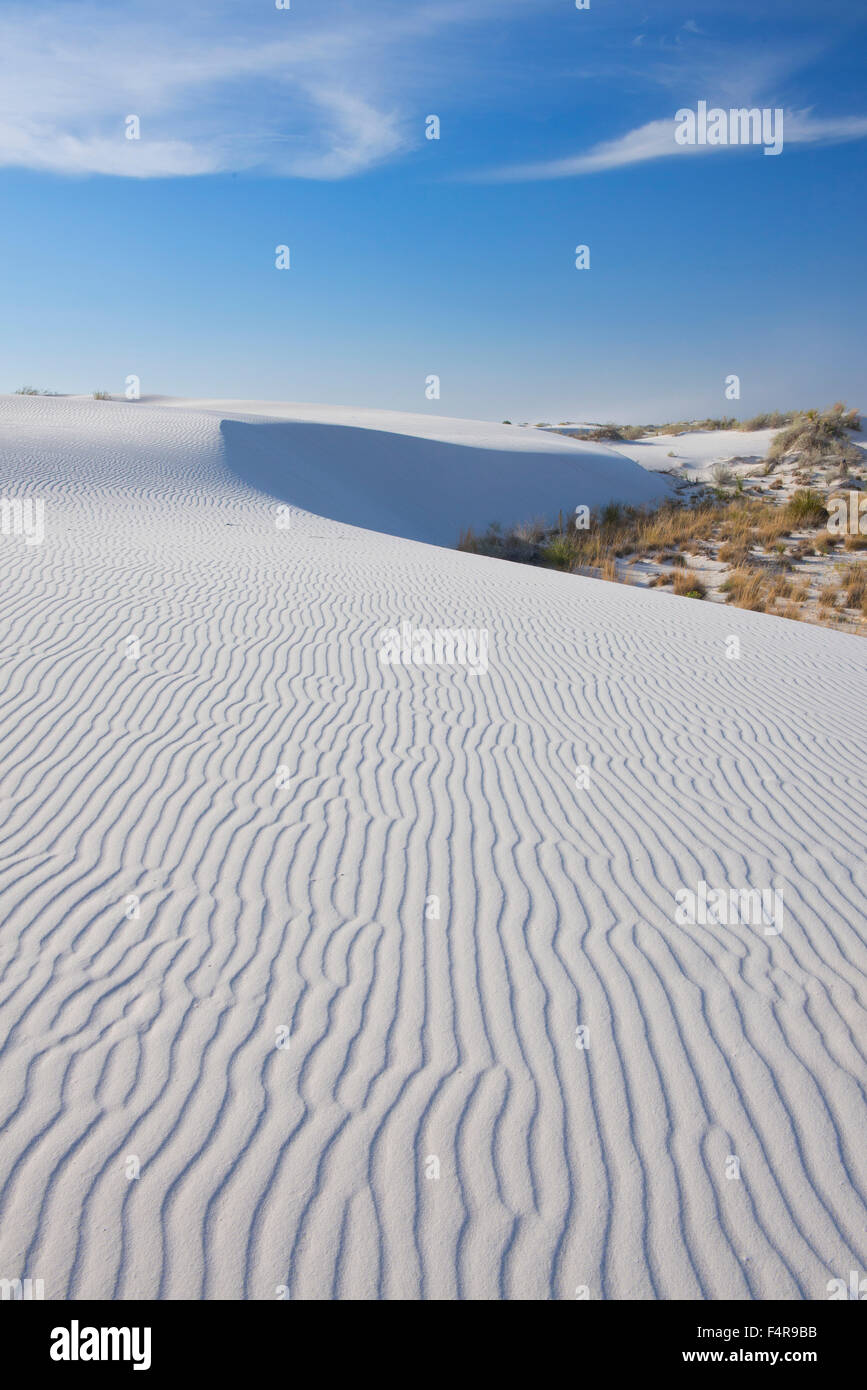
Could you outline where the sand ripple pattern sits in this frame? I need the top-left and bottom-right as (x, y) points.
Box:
(0, 396), (865, 1300)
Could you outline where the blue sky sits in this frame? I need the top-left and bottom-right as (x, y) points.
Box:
(1, 0), (866, 422)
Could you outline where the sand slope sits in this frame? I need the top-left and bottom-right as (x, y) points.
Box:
(607, 427), (778, 477)
(0, 395), (865, 1300)
(151, 396), (673, 545)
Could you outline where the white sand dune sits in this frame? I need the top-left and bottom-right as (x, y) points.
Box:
(148, 396), (672, 545)
(0, 394), (866, 1301)
(607, 428), (779, 478)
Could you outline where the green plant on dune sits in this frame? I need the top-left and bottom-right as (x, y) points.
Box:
(785, 489), (829, 526)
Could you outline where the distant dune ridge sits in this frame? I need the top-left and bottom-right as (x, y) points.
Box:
(0, 394), (865, 1300)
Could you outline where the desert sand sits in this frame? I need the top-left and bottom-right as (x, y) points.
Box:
(0, 394), (865, 1300)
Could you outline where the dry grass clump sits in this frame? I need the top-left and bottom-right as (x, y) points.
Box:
(839, 566), (867, 608)
(817, 583), (840, 610)
(778, 600), (803, 622)
(740, 410), (798, 430)
(671, 570), (706, 598)
(719, 568), (767, 611)
(718, 541), (752, 565)
(787, 578), (811, 603)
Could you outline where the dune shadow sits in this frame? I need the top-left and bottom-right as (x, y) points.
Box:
(220, 417), (668, 549)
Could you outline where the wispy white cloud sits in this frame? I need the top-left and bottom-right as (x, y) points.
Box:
(472, 109), (867, 182)
(0, 0), (526, 179)
(3, 1), (864, 186)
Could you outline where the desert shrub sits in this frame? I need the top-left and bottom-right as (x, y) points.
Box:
(767, 404), (862, 468)
(672, 570), (706, 598)
(844, 534), (867, 551)
(588, 424), (625, 442)
(785, 489), (828, 526)
(93, 391), (111, 400)
(509, 518), (545, 544)
(14, 385), (40, 394)
(711, 463), (735, 487)
(720, 569), (767, 611)
(543, 536), (574, 570)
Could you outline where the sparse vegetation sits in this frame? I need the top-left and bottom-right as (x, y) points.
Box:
(587, 424), (625, 442)
(535, 406), (857, 446)
(739, 410), (798, 430)
(766, 403), (861, 471)
(459, 403), (865, 633)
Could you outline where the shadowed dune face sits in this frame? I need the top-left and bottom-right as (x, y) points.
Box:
(219, 418), (671, 547)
